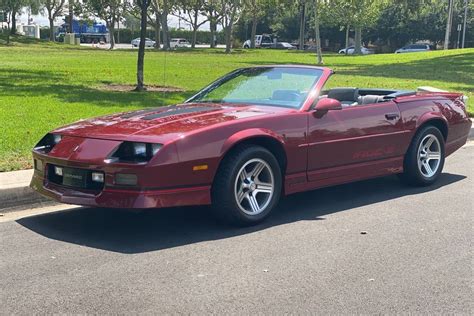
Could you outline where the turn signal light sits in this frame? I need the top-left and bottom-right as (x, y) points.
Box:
(193, 164), (208, 171)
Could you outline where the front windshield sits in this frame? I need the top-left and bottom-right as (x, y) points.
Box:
(187, 67), (323, 109)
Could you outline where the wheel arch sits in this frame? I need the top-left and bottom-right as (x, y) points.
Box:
(415, 114), (448, 141)
(218, 129), (288, 176)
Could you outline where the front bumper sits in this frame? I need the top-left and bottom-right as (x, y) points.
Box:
(30, 152), (212, 209)
(30, 171), (211, 209)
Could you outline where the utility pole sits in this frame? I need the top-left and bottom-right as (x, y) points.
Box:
(69, 0), (74, 34)
(298, 2), (306, 51)
(444, 0), (454, 50)
(461, 0), (469, 48)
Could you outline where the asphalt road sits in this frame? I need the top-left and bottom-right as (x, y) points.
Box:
(1, 144), (473, 314)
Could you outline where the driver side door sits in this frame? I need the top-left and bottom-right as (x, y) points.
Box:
(306, 101), (408, 184)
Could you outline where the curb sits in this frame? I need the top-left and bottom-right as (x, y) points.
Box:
(0, 170), (52, 213)
(1, 123), (473, 214)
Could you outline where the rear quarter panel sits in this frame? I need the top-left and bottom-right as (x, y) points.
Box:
(396, 94), (471, 156)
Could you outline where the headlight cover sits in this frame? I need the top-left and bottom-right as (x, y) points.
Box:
(106, 142), (162, 163)
(33, 133), (62, 153)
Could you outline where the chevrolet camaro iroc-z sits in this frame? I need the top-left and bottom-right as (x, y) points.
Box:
(30, 66), (472, 225)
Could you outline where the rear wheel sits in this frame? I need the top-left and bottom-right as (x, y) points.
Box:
(212, 145), (282, 226)
(399, 126), (445, 186)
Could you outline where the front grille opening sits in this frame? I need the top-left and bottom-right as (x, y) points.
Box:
(47, 165), (104, 191)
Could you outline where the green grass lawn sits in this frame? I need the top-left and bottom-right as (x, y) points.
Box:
(0, 37), (473, 172)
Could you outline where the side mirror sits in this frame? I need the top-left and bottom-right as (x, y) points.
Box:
(313, 98), (342, 118)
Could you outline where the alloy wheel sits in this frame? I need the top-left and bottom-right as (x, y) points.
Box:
(417, 134), (441, 178)
(234, 158), (275, 215)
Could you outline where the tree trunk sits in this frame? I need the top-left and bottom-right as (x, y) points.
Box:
(354, 26), (362, 54)
(250, 15), (257, 48)
(10, 9), (16, 35)
(225, 25), (232, 53)
(49, 18), (55, 41)
(298, 2), (306, 50)
(192, 27), (198, 48)
(209, 14), (216, 48)
(135, 0), (148, 91)
(345, 25), (350, 49)
(191, 10), (199, 48)
(224, 5), (239, 54)
(161, 3), (170, 50)
(117, 19), (120, 43)
(314, 0), (323, 65)
(108, 23), (115, 49)
(6, 13), (10, 44)
(154, 15), (161, 50)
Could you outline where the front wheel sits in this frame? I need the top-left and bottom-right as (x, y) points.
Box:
(399, 126), (445, 186)
(212, 145), (282, 226)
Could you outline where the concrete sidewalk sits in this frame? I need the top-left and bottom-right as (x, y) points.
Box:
(1, 122), (473, 212)
(0, 170), (51, 211)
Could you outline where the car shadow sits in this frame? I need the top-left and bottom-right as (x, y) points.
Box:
(17, 173), (465, 254)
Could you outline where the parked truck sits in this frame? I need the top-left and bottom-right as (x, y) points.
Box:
(56, 20), (109, 44)
(243, 34), (275, 48)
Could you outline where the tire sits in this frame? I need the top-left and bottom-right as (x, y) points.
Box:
(212, 145), (282, 226)
(399, 125), (445, 186)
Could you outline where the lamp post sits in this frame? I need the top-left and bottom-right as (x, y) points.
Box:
(444, 0), (454, 49)
(461, 0), (469, 49)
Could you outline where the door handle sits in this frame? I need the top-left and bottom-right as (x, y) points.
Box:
(385, 113), (400, 120)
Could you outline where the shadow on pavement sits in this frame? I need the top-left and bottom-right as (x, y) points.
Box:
(17, 173), (465, 254)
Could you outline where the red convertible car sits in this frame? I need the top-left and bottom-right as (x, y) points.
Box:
(31, 66), (471, 225)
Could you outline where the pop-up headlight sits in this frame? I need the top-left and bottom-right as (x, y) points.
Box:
(33, 133), (62, 153)
(106, 142), (162, 163)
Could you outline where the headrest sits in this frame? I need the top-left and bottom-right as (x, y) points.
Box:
(328, 88), (359, 102)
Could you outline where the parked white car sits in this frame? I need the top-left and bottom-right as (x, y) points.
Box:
(395, 44), (431, 53)
(275, 42), (297, 50)
(131, 38), (156, 48)
(338, 46), (371, 55)
(170, 38), (191, 49)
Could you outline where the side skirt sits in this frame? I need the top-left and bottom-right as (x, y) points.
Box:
(284, 156), (404, 195)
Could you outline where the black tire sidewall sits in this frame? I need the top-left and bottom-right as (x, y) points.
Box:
(212, 146), (282, 225)
(405, 126), (445, 186)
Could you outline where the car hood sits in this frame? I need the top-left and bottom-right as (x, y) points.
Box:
(53, 103), (290, 143)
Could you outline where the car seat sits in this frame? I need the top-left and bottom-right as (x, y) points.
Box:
(327, 88), (359, 106)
